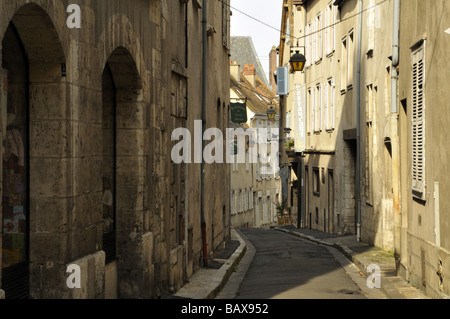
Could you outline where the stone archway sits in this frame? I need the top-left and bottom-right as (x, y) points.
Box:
(102, 46), (153, 299)
(1, 3), (66, 299)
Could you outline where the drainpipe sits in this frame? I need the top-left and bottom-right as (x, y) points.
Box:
(201, 0), (208, 267)
(301, 4), (307, 229)
(391, 0), (401, 266)
(356, 0), (363, 241)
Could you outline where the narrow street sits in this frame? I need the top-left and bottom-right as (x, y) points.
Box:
(223, 228), (387, 299)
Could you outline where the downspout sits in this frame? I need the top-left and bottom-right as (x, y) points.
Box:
(301, 3), (307, 229)
(356, 0), (363, 241)
(391, 0), (401, 265)
(201, 0), (208, 267)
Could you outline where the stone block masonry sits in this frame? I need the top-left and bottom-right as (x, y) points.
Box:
(0, 0), (230, 299)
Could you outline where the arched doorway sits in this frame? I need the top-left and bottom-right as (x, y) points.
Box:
(101, 47), (150, 298)
(1, 4), (65, 299)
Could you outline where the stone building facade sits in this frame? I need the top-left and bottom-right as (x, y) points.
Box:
(397, 0), (450, 298)
(0, 0), (230, 299)
(280, 0), (450, 299)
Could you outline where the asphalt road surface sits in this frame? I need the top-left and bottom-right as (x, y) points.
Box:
(231, 228), (378, 299)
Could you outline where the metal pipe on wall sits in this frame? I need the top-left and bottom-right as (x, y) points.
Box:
(391, 0), (401, 265)
(356, 0), (363, 241)
(201, 0), (208, 267)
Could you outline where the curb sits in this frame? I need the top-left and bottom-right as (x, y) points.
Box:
(273, 227), (411, 299)
(204, 228), (248, 299)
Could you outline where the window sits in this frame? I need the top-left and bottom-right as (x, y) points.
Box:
(367, 0), (376, 53)
(341, 36), (347, 93)
(313, 167), (320, 196)
(316, 12), (323, 62)
(244, 189), (248, 211)
(315, 84), (322, 132)
(256, 154), (261, 180)
(231, 191), (236, 215)
(325, 78), (335, 130)
(306, 23), (311, 67)
(366, 84), (373, 123)
(348, 29), (354, 89)
(312, 20), (317, 65)
(411, 43), (425, 198)
(309, 87), (315, 133)
(385, 66), (391, 115)
(237, 190), (242, 213)
(305, 21), (314, 67)
(365, 84), (374, 203)
(286, 18), (291, 44)
(286, 111), (292, 137)
(325, 2), (336, 55)
(245, 148), (249, 171)
(308, 88), (313, 133)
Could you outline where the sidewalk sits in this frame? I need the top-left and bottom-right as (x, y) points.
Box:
(274, 225), (431, 299)
(170, 228), (247, 299)
(170, 225), (431, 299)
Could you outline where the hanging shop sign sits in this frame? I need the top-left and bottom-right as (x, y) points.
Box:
(230, 102), (247, 124)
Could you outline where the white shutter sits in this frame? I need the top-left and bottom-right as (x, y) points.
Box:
(306, 24), (310, 66)
(277, 66), (289, 96)
(331, 79), (335, 129)
(412, 45), (425, 196)
(325, 6), (329, 54)
(311, 88), (316, 132)
(231, 191), (235, 215)
(318, 13), (323, 60)
(318, 84), (322, 131)
(368, 0), (375, 51)
(313, 19), (317, 62)
(331, 4), (336, 52)
(324, 81), (329, 130)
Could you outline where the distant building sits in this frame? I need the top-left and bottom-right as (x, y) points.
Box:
(230, 62), (281, 228)
(231, 37), (270, 87)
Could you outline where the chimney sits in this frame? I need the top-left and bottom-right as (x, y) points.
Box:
(230, 61), (240, 82)
(269, 46), (278, 94)
(242, 64), (256, 87)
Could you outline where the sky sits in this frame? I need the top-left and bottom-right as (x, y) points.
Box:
(230, 0), (284, 81)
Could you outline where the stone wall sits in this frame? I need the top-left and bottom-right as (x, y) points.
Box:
(0, 0), (230, 299)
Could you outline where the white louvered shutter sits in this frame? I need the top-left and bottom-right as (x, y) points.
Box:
(412, 46), (425, 195)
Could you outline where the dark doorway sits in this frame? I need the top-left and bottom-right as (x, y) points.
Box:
(1, 22), (29, 300)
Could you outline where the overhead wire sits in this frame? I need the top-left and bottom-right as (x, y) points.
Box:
(226, 0), (389, 43)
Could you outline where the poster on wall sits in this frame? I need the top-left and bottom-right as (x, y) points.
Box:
(3, 219), (19, 234)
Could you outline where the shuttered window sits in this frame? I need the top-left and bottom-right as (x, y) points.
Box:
(411, 45), (425, 197)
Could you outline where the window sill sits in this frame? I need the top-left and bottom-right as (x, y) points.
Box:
(326, 50), (335, 58)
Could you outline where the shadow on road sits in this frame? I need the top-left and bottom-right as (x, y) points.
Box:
(233, 227), (375, 299)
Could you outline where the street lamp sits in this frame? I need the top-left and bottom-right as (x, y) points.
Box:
(289, 50), (306, 72)
(267, 106), (277, 121)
